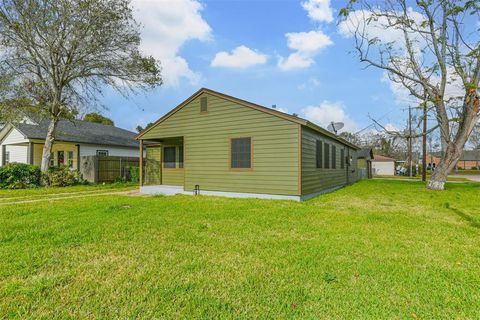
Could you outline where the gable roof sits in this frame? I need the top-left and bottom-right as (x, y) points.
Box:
(9, 117), (138, 148)
(136, 88), (359, 149)
(373, 155), (396, 162)
(358, 148), (374, 159)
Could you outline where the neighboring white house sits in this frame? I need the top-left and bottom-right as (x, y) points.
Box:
(0, 114), (139, 174)
(372, 155), (396, 176)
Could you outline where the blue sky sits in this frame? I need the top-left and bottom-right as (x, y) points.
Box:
(101, 0), (413, 133)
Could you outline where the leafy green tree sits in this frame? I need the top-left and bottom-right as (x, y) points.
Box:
(0, 0), (162, 171)
(83, 113), (114, 126)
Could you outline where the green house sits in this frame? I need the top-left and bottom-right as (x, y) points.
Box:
(136, 88), (359, 201)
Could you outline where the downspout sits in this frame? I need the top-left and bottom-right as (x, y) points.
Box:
(76, 144), (81, 171)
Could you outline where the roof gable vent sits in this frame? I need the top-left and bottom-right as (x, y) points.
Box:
(200, 96), (208, 113)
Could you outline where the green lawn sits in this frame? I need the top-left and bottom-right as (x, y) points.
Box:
(1, 180), (480, 319)
(0, 183), (137, 201)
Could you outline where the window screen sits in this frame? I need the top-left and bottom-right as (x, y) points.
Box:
(163, 146), (176, 168)
(324, 142), (330, 169)
(179, 146), (184, 168)
(231, 137), (251, 169)
(68, 151), (74, 168)
(332, 145), (337, 169)
(200, 96), (208, 112)
(341, 149), (345, 169)
(316, 140), (322, 168)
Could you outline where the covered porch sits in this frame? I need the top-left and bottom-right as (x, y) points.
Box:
(140, 136), (185, 194)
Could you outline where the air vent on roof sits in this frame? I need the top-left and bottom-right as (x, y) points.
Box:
(200, 96), (208, 113)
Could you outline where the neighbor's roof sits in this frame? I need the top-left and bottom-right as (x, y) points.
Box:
(136, 88), (360, 150)
(431, 150), (480, 161)
(373, 155), (396, 162)
(357, 148), (374, 159)
(11, 117), (138, 148)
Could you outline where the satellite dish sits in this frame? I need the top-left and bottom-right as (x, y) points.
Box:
(327, 122), (344, 134)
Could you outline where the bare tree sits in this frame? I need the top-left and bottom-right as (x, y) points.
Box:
(468, 123), (480, 149)
(0, 0), (161, 171)
(341, 0), (480, 190)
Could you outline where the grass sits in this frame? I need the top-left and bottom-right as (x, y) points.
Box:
(1, 180), (480, 318)
(0, 182), (137, 199)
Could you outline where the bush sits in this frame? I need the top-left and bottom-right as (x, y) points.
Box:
(0, 163), (42, 189)
(43, 166), (83, 187)
(130, 166), (140, 183)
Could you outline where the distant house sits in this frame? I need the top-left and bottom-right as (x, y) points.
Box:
(357, 148), (374, 179)
(427, 151), (480, 170)
(0, 114), (139, 178)
(136, 88), (360, 201)
(372, 155), (396, 175)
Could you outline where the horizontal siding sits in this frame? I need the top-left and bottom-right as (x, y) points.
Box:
(5, 145), (28, 164)
(142, 94), (299, 196)
(301, 127), (358, 195)
(80, 145), (138, 157)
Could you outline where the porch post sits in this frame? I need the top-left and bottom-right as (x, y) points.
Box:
(139, 140), (144, 186)
(28, 142), (34, 164)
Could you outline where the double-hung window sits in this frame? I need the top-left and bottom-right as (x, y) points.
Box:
(231, 137), (252, 169)
(163, 146), (176, 168)
(316, 140), (322, 168)
(324, 142), (330, 169)
(332, 145), (337, 169)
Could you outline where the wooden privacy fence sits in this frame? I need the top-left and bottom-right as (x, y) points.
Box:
(80, 156), (140, 183)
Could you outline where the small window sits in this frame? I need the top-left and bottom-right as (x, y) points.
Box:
(67, 151), (74, 168)
(200, 96), (208, 113)
(341, 149), (345, 169)
(332, 145), (337, 169)
(96, 150), (109, 157)
(5, 151), (10, 164)
(315, 140), (322, 168)
(57, 151), (65, 166)
(50, 152), (55, 167)
(324, 142), (330, 169)
(163, 146), (176, 168)
(179, 146), (184, 168)
(231, 137), (251, 169)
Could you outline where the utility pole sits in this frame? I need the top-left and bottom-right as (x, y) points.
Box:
(422, 97), (427, 182)
(408, 105), (413, 177)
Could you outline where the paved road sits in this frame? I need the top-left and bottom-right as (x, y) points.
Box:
(450, 174), (480, 182)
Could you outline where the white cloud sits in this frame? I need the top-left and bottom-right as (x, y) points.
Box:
(211, 45), (268, 69)
(298, 77), (321, 90)
(132, 0), (211, 87)
(278, 30), (333, 71)
(301, 101), (358, 132)
(302, 0), (333, 23)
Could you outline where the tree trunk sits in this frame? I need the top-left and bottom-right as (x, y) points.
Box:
(40, 118), (58, 172)
(426, 142), (462, 190)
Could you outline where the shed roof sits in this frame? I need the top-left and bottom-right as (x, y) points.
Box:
(9, 117), (138, 148)
(136, 88), (360, 150)
(373, 155), (396, 162)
